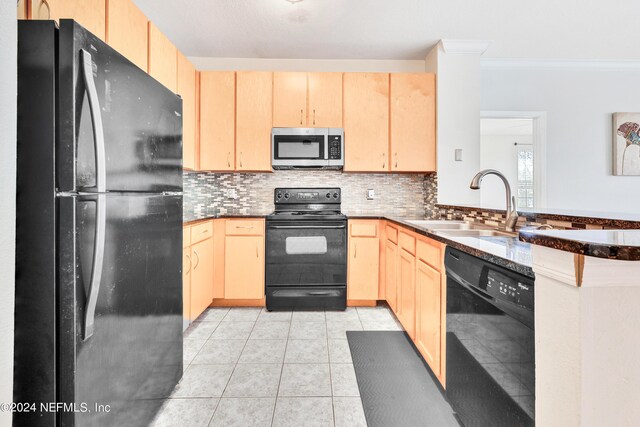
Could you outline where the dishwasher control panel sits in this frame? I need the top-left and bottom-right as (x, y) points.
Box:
(485, 269), (533, 310)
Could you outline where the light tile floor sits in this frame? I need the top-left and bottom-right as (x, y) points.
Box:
(151, 305), (403, 427)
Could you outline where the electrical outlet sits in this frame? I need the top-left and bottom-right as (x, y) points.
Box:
(455, 149), (463, 161)
(367, 189), (375, 200)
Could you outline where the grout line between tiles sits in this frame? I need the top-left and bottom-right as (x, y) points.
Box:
(271, 311), (294, 427)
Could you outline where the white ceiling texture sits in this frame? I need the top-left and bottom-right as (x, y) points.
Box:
(135, 0), (640, 61)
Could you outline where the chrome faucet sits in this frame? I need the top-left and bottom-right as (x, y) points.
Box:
(470, 169), (519, 232)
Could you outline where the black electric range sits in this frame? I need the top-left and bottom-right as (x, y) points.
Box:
(265, 188), (347, 311)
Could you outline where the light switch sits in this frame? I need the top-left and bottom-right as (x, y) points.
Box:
(367, 189), (375, 200)
(455, 149), (463, 161)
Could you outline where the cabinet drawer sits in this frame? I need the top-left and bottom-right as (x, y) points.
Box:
(386, 224), (398, 243)
(191, 221), (213, 244)
(417, 238), (441, 271)
(399, 231), (415, 255)
(350, 221), (378, 237)
(183, 225), (191, 248)
(225, 219), (264, 236)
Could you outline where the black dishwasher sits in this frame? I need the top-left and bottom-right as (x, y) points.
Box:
(445, 247), (535, 427)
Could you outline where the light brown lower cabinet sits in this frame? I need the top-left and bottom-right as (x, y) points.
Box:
(398, 246), (416, 339)
(385, 238), (399, 313)
(381, 221), (446, 387)
(183, 220), (214, 325)
(223, 219), (265, 301)
(347, 220), (380, 301)
(416, 258), (442, 379)
(190, 236), (214, 320)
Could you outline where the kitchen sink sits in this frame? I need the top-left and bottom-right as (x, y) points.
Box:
(405, 220), (474, 230)
(436, 229), (516, 238)
(404, 219), (517, 238)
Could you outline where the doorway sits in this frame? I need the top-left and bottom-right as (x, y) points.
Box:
(480, 112), (547, 210)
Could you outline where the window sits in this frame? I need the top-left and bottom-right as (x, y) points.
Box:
(517, 146), (534, 208)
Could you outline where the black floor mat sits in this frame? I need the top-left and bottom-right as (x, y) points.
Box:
(347, 331), (460, 427)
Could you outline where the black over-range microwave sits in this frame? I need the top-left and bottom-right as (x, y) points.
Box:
(271, 127), (344, 170)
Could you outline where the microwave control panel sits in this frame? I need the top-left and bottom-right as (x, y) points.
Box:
(328, 135), (342, 160)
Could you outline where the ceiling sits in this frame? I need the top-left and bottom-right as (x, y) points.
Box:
(135, 0), (640, 61)
(481, 119), (533, 136)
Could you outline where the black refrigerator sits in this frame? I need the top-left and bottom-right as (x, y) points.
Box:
(15, 20), (183, 426)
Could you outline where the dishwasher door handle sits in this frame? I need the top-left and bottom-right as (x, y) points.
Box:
(446, 270), (496, 304)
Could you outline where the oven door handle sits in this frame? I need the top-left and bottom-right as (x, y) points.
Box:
(267, 225), (346, 230)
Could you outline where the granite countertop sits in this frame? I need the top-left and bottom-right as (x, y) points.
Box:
(184, 213), (534, 276)
(519, 229), (640, 261)
(384, 217), (533, 278)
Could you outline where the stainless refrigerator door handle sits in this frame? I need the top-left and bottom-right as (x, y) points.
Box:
(83, 194), (106, 340)
(81, 49), (106, 193)
(267, 225), (346, 230)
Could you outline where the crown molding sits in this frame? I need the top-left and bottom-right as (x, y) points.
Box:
(481, 58), (640, 70)
(438, 40), (492, 55)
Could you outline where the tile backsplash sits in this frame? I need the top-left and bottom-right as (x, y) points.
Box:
(184, 171), (438, 222)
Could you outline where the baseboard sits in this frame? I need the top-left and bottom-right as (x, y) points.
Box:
(347, 299), (378, 307)
(210, 298), (266, 307)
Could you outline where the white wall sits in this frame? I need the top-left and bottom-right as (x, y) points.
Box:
(481, 64), (640, 212)
(480, 134), (532, 209)
(429, 44), (483, 206)
(0, 3), (16, 424)
(190, 57), (425, 72)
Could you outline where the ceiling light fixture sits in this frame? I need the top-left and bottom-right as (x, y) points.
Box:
(285, 0), (304, 4)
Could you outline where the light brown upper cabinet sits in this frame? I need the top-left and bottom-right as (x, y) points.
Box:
(177, 52), (197, 170)
(32, 0), (106, 40)
(148, 22), (177, 93)
(236, 71), (273, 172)
(390, 73), (436, 172)
(307, 72), (342, 127)
(18, 0), (27, 19)
(273, 72), (308, 127)
(343, 73), (389, 172)
(199, 71), (235, 171)
(106, 0), (148, 71)
(273, 72), (342, 128)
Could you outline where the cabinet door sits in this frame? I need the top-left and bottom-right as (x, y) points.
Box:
(177, 52), (197, 170)
(390, 73), (436, 172)
(343, 73), (389, 172)
(236, 71), (273, 171)
(224, 235), (265, 299)
(38, 0), (106, 40)
(106, 0), (148, 70)
(385, 240), (398, 313)
(273, 72), (307, 127)
(183, 249), (192, 325)
(348, 237), (380, 300)
(18, 0), (27, 19)
(416, 259), (441, 377)
(190, 237), (214, 320)
(199, 71), (235, 171)
(399, 248), (416, 339)
(308, 72), (342, 128)
(148, 22), (177, 92)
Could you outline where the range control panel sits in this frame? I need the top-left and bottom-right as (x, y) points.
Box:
(484, 270), (533, 310)
(274, 188), (341, 204)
